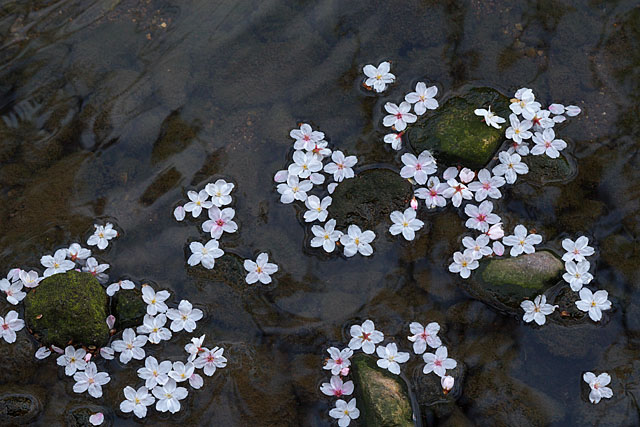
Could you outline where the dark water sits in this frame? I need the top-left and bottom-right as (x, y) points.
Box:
(1, 0), (639, 425)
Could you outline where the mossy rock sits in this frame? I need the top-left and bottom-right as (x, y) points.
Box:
(24, 271), (109, 348)
(351, 354), (414, 427)
(466, 251), (563, 312)
(414, 362), (465, 420)
(112, 288), (146, 330)
(0, 392), (41, 424)
(524, 154), (575, 184)
(327, 168), (413, 230)
(187, 252), (246, 290)
(407, 87), (510, 169)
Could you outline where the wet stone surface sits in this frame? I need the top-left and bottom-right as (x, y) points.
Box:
(111, 287), (146, 330)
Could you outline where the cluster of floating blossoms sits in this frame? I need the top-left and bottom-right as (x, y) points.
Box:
(1, 224), (227, 423)
(273, 123), (377, 258)
(320, 319), (457, 425)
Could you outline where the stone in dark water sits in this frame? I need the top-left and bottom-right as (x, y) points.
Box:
(327, 168), (413, 230)
(351, 353), (414, 427)
(0, 391), (41, 424)
(187, 252), (246, 290)
(111, 287), (146, 330)
(524, 153), (575, 184)
(24, 271), (109, 348)
(407, 87), (510, 169)
(414, 362), (465, 420)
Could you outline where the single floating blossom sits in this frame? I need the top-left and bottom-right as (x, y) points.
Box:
(340, 225), (375, 257)
(141, 285), (170, 315)
(184, 189), (213, 218)
(66, 243), (91, 262)
(575, 288), (611, 322)
(384, 132), (403, 150)
(82, 257), (110, 283)
(414, 177), (447, 209)
(467, 169), (505, 202)
(57, 346), (87, 376)
(510, 88), (541, 120)
(106, 279), (135, 296)
(563, 260), (593, 291)
(194, 346), (227, 376)
(376, 343), (410, 375)
(530, 109), (555, 130)
(507, 139), (530, 157)
(462, 234), (493, 260)
(187, 239), (224, 270)
(324, 150), (357, 182)
(205, 179), (235, 207)
(423, 346), (457, 377)
(202, 207), (238, 239)
(474, 106), (506, 129)
(521, 295), (557, 326)
(306, 139), (332, 159)
(121, 386), (155, 419)
(41, 249), (75, 277)
(0, 310), (24, 344)
(505, 113), (533, 144)
(348, 319), (384, 354)
(311, 219), (342, 253)
(152, 379), (188, 414)
(324, 347), (353, 376)
(185, 335), (206, 363)
(137, 356), (172, 389)
(531, 128), (567, 158)
(562, 236), (595, 262)
(166, 300), (204, 332)
(288, 150), (323, 179)
(89, 412), (104, 426)
(329, 398), (360, 427)
(0, 279), (25, 305)
(464, 201), (501, 233)
(87, 223), (118, 250)
(173, 205), (186, 221)
(492, 151), (529, 184)
(459, 168), (475, 184)
(405, 82), (438, 115)
(442, 179), (473, 207)
(363, 61), (395, 93)
(304, 195), (332, 223)
(408, 322), (442, 354)
(244, 253), (279, 284)
(277, 174), (313, 203)
(19, 270), (41, 288)
(583, 372), (613, 404)
(502, 224), (542, 257)
(111, 328), (147, 364)
(400, 151), (437, 185)
(73, 362), (110, 398)
(320, 376), (354, 397)
(169, 361), (195, 383)
(383, 101), (417, 132)
(389, 208), (424, 241)
(290, 123), (326, 151)
(441, 375), (455, 394)
(138, 314), (172, 344)
(449, 251), (479, 279)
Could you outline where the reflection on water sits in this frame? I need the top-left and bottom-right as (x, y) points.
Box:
(1, 0), (640, 425)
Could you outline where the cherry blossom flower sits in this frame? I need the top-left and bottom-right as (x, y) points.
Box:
(423, 346), (457, 377)
(400, 151), (437, 185)
(167, 300), (203, 332)
(324, 150), (357, 182)
(41, 249), (75, 277)
(464, 201), (501, 232)
(563, 260), (593, 291)
(462, 235), (492, 260)
(389, 208), (424, 241)
(449, 251), (479, 279)
(202, 207), (238, 239)
(324, 347), (353, 375)
(340, 225), (375, 257)
(311, 219), (342, 253)
(35, 346), (51, 359)
(405, 82), (438, 115)
(169, 361), (195, 383)
(288, 151), (322, 179)
(189, 373), (204, 389)
(384, 132), (403, 150)
(244, 253), (279, 284)
(87, 223), (118, 250)
(57, 346), (87, 375)
(0, 279), (25, 305)
(121, 386), (155, 418)
(492, 151), (528, 184)
(304, 195), (332, 222)
(66, 243), (91, 262)
(205, 179), (235, 207)
(306, 140), (332, 159)
(441, 375), (455, 393)
(153, 379), (188, 413)
(503, 225), (542, 256)
(459, 168), (475, 184)
(111, 328), (147, 364)
(277, 174), (313, 203)
(486, 223), (505, 240)
(583, 372), (613, 404)
(141, 285), (170, 315)
(89, 412), (104, 425)
(137, 356), (172, 389)
(510, 88), (541, 119)
(82, 257), (109, 283)
(467, 169), (505, 201)
(363, 61), (395, 93)
(576, 288), (611, 322)
(376, 343), (410, 375)
(106, 279), (135, 296)
(187, 239), (224, 270)
(530, 109), (555, 130)
(290, 123), (325, 150)
(73, 362), (110, 398)
(173, 205), (186, 221)
(415, 177), (447, 208)
(507, 139), (530, 156)
(0, 310), (24, 344)
(184, 190), (213, 218)
(330, 398), (360, 426)
(442, 179), (473, 207)
(521, 295), (557, 325)
(505, 113), (533, 144)
(408, 322), (441, 354)
(562, 236), (595, 262)
(17, 270), (40, 289)
(194, 346), (227, 376)
(530, 128), (566, 158)
(348, 320), (384, 354)
(185, 335), (206, 363)
(383, 101), (417, 131)
(138, 314), (172, 344)
(321, 375), (354, 397)
(474, 106), (506, 128)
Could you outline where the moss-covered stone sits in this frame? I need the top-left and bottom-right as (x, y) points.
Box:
(112, 288), (146, 329)
(187, 252), (246, 290)
(414, 362), (465, 420)
(524, 153), (575, 184)
(24, 271), (109, 348)
(351, 354), (414, 427)
(407, 87), (510, 169)
(0, 392), (41, 424)
(327, 168), (413, 230)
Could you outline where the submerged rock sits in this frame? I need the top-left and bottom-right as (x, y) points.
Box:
(466, 251), (563, 312)
(414, 362), (465, 420)
(112, 288), (146, 330)
(351, 354), (414, 427)
(523, 153), (575, 184)
(24, 271), (109, 348)
(407, 87), (510, 169)
(0, 391), (41, 424)
(327, 168), (413, 230)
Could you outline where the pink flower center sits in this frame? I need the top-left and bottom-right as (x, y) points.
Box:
(216, 219), (225, 226)
(429, 189), (437, 196)
(334, 389), (343, 397)
(415, 164), (422, 171)
(477, 214), (486, 222)
(361, 332), (371, 341)
(336, 358), (343, 365)
(2, 323), (8, 330)
(206, 355), (214, 363)
(420, 332), (428, 340)
(482, 182), (491, 190)
(545, 141), (551, 148)
(303, 135), (310, 141)
(454, 185), (463, 193)
(395, 113), (403, 120)
(434, 359), (442, 367)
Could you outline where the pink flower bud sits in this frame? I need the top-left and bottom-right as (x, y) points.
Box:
(84, 353), (92, 363)
(459, 168), (475, 184)
(106, 315), (116, 329)
(492, 241), (505, 256)
(340, 367), (350, 376)
(410, 197), (418, 211)
(441, 375), (454, 394)
(486, 223), (504, 240)
(173, 205), (186, 222)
